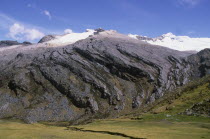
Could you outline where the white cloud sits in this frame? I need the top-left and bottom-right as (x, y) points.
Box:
(64, 29), (73, 34)
(43, 10), (52, 20)
(177, 0), (202, 6)
(7, 23), (45, 41)
(0, 12), (69, 41)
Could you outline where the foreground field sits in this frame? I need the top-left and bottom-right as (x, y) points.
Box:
(0, 118), (209, 139)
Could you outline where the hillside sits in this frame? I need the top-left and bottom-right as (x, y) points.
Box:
(0, 30), (209, 124)
(129, 75), (210, 122)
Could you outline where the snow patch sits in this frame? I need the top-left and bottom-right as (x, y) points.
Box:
(128, 33), (210, 51)
(128, 34), (138, 40)
(46, 29), (96, 46)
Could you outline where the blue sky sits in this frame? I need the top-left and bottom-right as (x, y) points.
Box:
(0, 0), (209, 42)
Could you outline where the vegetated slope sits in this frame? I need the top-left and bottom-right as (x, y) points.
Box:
(132, 75), (210, 122)
(0, 30), (209, 124)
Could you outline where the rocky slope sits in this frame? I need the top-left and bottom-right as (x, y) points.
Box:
(144, 75), (210, 118)
(0, 30), (209, 123)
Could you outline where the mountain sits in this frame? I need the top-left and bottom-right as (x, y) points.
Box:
(0, 29), (209, 124)
(128, 33), (210, 51)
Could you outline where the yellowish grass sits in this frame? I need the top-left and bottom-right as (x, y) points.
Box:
(0, 120), (121, 139)
(73, 119), (210, 139)
(1, 119), (209, 139)
(152, 83), (210, 114)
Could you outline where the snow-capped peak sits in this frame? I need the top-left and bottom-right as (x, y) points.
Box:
(44, 29), (96, 46)
(85, 29), (95, 32)
(161, 32), (176, 38)
(128, 33), (210, 51)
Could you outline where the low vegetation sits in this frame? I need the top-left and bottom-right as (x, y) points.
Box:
(128, 75), (210, 119)
(0, 119), (209, 139)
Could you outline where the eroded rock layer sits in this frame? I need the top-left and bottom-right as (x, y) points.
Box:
(0, 31), (209, 123)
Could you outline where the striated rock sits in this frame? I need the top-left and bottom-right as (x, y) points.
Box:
(0, 31), (209, 123)
(187, 49), (210, 77)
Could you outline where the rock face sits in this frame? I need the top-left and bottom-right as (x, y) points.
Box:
(187, 49), (210, 77)
(0, 31), (209, 123)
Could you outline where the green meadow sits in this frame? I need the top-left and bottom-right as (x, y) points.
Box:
(0, 118), (209, 139)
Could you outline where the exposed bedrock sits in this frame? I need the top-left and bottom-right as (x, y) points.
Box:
(0, 32), (209, 123)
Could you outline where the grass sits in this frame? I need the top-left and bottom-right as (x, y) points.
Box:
(132, 113), (210, 123)
(0, 119), (121, 139)
(72, 119), (210, 139)
(150, 83), (210, 115)
(0, 119), (209, 139)
(128, 76), (210, 130)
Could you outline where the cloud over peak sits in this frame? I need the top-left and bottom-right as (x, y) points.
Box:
(7, 23), (45, 41)
(64, 29), (73, 34)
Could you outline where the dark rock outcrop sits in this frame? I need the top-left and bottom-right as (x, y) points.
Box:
(0, 31), (209, 123)
(187, 49), (210, 77)
(94, 28), (105, 35)
(0, 40), (32, 47)
(38, 35), (57, 43)
(136, 36), (153, 41)
(22, 41), (32, 45)
(0, 40), (20, 47)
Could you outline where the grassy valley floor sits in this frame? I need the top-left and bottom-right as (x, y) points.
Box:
(0, 118), (209, 139)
